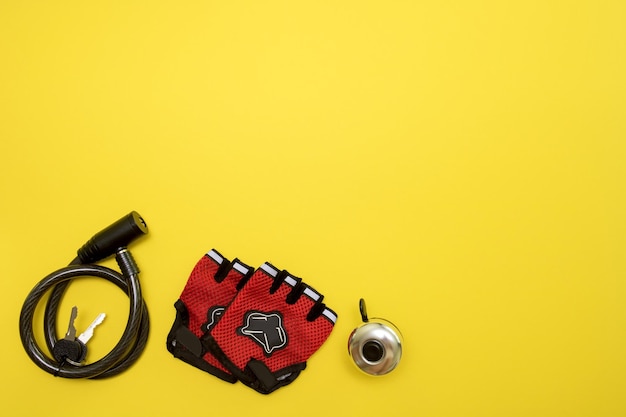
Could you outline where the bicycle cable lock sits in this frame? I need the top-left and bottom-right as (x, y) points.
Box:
(19, 211), (150, 379)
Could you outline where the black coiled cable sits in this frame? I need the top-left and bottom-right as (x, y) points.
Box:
(19, 212), (150, 379)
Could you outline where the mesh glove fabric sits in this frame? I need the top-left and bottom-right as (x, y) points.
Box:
(203, 262), (338, 394)
(166, 249), (253, 382)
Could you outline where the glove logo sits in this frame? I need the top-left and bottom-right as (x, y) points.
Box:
(203, 306), (225, 332)
(238, 311), (288, 356)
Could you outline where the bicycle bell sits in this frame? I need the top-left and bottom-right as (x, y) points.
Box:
(348, 298), (403, 375)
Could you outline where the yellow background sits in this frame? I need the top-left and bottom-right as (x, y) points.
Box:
(1, 1), (625, 416)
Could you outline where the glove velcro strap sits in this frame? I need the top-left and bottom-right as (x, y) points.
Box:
(245, 359), (305, 394)
(202, 334), (306, 394)
(167, 300), (237, 383)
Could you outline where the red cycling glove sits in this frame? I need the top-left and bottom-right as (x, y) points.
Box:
(166, 249), (253, 382)
(203, 262), (337, 394)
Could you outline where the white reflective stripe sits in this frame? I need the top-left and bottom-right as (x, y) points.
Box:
(284, 276), (297, 286)
(322, 309), (337, 323)
(303, 287), (320, 301)
(232, 262), (249, 275)
(260, 263), (278, 277)
(206, 249), (223, 264)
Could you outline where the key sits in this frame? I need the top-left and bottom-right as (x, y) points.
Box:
(53, 306), (85, 365)
(77, 313), (106, 345)
(53, 309), (106, 366)
(64, 306), (78, 340)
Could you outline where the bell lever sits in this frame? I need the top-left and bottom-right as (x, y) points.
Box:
(359, 298), (369, 322)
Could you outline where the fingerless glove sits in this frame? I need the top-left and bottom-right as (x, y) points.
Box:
(166, 249), (253, 382)
(203, 262), (337, 394)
